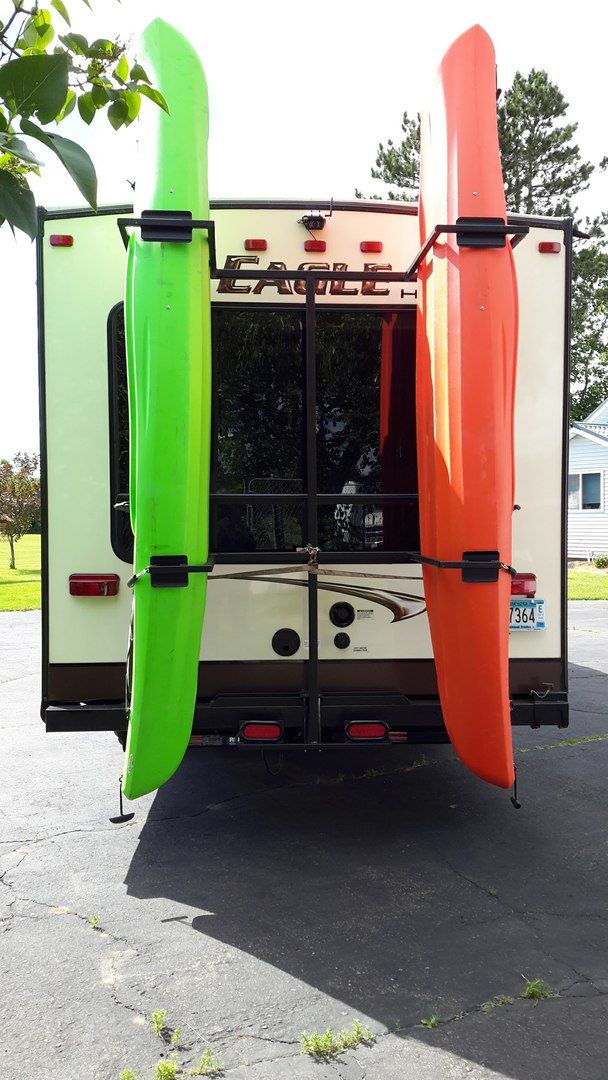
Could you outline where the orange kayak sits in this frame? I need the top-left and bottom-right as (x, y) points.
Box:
(416, 25), (518, 788)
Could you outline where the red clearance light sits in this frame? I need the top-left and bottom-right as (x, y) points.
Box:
(538, 241), (561, 254)
(511, 573), (537, 598)
(360, 240), (383, 253)
(50, 234), (73, 247)
(304, 239), (326, 252)
(69, 573), (120, 597)
(241, 721), (282, 742)
(346, 721), (388, 741)
(245, 238), (267, 251)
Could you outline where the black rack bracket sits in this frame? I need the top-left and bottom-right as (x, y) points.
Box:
(117, 211), (217, 270)
(461, 550), (501, 583)
(456, 216), (507, 248)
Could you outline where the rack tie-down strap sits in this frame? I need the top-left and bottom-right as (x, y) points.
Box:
(128, 554), (215, 589)
(295, 545), (513, 582)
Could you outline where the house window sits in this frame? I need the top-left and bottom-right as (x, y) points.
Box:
(582, 472), (601, 510)
(568, 472), (602, 510)
(567, 474), (580, 510)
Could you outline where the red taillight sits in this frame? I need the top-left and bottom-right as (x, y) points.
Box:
(360, 240), (383, 253)
(511, 573), (537, 598)
(538, 241), (561, 254)
(69, 573), (120, 597)
(50, 234), (73, 247)
(346, 721), (387, 741)
(241, 721), (282, 741)
(244, 238), (267, 251)
(304, 239), (326, 252)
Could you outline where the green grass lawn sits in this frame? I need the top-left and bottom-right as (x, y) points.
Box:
(568, 568), (608, 601)
(0, 534), (41, 611)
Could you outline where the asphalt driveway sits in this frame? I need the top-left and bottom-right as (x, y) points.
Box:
(1, 603), (607, 1079)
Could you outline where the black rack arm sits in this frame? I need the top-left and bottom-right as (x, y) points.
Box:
(414, 550), (516, 584)
(405, 219), (529, 281)
(117, 211), (217, 270)
(128, 554), (216, 589)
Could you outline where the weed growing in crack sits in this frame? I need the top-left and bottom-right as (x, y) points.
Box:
(339, 1019), (374, 1050)
(170, 1027), (182, 1049)
(300, 1020), (374, 1057)
(521, 977), (557, 1002)
(480, 995), (515, 1013)
(119, 1070), (139, 1080)
(153, 1056), (179, 1079)
(488, 887), (498, 897)
(188, 1046), (224, 1075)
(150, 1010), (168, 1039)
(420, 1014), (440, 1029)
(363, 768), (381, 779)
(88, 914), (100, 929)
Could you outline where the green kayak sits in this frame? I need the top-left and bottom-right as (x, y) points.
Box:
(123, 19), (212, 800)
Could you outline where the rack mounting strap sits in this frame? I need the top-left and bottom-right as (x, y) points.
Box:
(128, 554), (216, 589)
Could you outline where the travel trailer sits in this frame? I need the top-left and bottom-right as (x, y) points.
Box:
(38, 199), (570, 756)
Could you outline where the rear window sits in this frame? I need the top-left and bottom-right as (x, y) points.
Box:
(108, 305), (419, 558)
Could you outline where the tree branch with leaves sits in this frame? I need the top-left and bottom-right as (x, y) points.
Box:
(0, 0), (167, 238)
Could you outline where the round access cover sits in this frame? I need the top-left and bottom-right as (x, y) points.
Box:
(272, 628), (301, 657)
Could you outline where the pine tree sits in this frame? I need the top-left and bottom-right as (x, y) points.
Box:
(497, 71), (593, 216)
(363, 71), (593, 215)
(363, 110), (420, 202)
(571, 217), (608, 420)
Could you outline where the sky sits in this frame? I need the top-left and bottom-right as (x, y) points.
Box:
(2, 0), (608, 458)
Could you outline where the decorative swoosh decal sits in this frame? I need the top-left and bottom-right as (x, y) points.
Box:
(211, 566), (426, 623)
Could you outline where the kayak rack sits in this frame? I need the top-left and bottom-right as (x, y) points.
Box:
(128, 554), (216, 589)
(116, 213), (528, 294)
(117, 211), (217, 269)
(410, 550), (515, 582)
(404, 219), (529, 280)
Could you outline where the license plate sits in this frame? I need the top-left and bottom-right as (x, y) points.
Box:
(509, 598), (546, 631)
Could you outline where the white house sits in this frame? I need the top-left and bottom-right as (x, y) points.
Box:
(568, 398), (608, 558)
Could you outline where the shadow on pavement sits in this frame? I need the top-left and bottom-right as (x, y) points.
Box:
(123, 661), (608, 1079)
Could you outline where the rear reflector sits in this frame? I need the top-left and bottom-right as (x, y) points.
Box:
(538, 241), (561, 254)
(511, 573), (537, 598)
(69, 574), (120, 597)
(245, 238), (267, 251)
(360, 240), (383, 253)
(304, 239), (326, 252)
(346, 721), (387, 741)
(50, 234), (73, 247)
(241, 721), (282, 741)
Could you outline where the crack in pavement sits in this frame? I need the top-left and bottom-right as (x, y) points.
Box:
(441, 861), (608, 1008)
